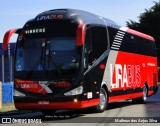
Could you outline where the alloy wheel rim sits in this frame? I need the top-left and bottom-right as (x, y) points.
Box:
(99, 92), (106, 109)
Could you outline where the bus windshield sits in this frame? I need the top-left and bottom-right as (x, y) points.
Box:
(15, 36), (81, 80)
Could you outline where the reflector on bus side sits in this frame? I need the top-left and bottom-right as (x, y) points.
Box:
(76, 24), (86, 46)
(2, 29), (17, 50)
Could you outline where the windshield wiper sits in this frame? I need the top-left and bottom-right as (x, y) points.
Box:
(47, 41), (51, 69)
(48, 53), (64, 76)
(25, 42), (46, 79)
(46, 41), (64, 76)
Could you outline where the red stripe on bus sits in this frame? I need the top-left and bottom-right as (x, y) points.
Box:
(148, 90), (154, 96)
(109, 92), (143, 103)
(126, 28), (155, 41)
(15, 99), (99, 109)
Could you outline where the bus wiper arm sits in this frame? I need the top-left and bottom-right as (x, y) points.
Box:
(25, 44), (45, 79)
(25, 57), (42, 79)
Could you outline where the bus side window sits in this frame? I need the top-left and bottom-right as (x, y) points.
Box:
(84, 28), (92, 69)
(147, 40), (157, 57)
(90, 26), (108, 62)
(124, 34), (137, 53)
(136, 37), (147, 55)
(152, 42), (157, 57)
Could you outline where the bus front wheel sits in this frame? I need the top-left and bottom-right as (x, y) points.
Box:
(94, 88), (108, 113)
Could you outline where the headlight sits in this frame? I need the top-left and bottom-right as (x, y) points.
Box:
(14, 89), (25, 96)
(64, 86), (83, 96)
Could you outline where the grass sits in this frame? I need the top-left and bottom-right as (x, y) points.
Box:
(0, 102), (16, 112)
(2, 102), (14, 106)
(0, 103), (38, 114)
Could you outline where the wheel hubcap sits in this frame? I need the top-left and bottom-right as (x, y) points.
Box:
(99, 92), (106, 109)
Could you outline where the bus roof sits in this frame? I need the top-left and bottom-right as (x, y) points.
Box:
(29, 9), (154, 41)
(35, 8), (120, 29)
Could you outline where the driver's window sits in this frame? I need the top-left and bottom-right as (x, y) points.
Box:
(84, 28), (92, 70)
(84, 26), (108, 71)
(90, 26), (108, 61)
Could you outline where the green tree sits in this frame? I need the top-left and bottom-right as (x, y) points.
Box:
(127, 2), (160, 65)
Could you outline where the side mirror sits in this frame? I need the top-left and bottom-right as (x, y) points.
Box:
(76, 24), (86, 46)
(2, 29), (21, 50)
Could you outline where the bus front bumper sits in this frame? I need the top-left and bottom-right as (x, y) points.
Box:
(14, 96), (99, 110)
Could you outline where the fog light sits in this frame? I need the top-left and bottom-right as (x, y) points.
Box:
(74, 98), (78, 103)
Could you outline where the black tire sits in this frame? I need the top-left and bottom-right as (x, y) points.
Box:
(132, 85), (148, 104)
(41, 110), (56, 116)
(94, 88), (108, 113)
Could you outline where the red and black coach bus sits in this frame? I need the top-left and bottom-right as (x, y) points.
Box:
(2, 9), (158, 114)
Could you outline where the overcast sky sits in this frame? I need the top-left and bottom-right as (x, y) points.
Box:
(0, 0), (159, 42)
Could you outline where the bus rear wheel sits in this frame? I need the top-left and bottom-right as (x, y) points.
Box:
(132, 85), (148, 104)
(94, 88), (108, 113)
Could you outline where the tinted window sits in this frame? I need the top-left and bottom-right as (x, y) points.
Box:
(123, 34), (137, 53)
(146, 40), (157, 57)
(136, 37), (146, 55)
(90, 26), (108, 61)
(84, 28), (92, 69)
(135, 37), (156, 57)
(121, 33), (156, 57)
